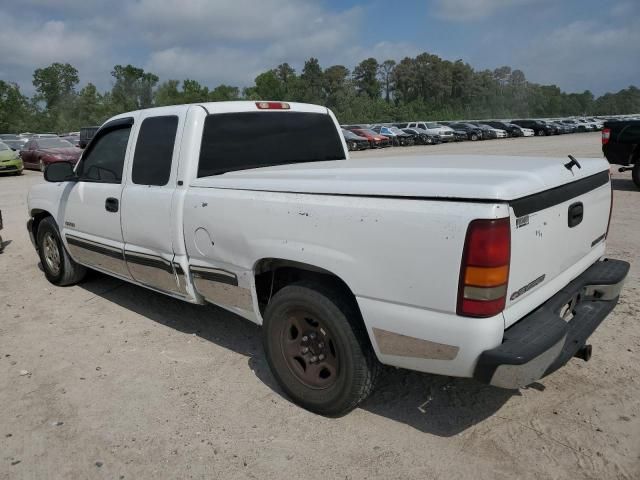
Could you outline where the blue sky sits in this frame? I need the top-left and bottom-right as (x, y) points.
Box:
(0, 0), (638, 96)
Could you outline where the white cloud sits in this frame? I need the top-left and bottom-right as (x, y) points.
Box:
(516, 20), (640, 93)
(432, 0), (542, 22)
(126, 0), (360, 45)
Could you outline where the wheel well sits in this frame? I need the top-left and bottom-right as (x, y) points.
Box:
(30, 210), (52, 242)
(254, 259), (373, 349)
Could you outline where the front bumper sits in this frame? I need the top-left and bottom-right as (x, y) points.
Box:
(474, 258), (629, 389)
(0, 159), (23, 172)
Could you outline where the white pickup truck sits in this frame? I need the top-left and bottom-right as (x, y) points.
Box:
(27, 101), (629, 416)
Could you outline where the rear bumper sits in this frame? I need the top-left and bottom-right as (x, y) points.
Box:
(474, 258), (630, 389)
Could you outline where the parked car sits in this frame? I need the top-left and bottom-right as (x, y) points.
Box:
(0, 141), (23, 175)
(371, 126), (413, 146)
(469, 123), (506, 139)
(342, 129), (370, 151)
(402, 128), (441, 145)
(0, 134), (28, 151)
(19, 137), (82, 171)
(511, 119), (555, 136)
(346, 127), (391, 148)
(28, 100), (629, 416)
(387, 126), (416, 146)
(602, 119), (640, 188)
(400, 122), (456, 142)
(561, 119), (588, 132)
(79, 126), (100, 148)
(485, 121), (523, 137)
(448, 123), (484, 141)
(517, 125), (535, 137)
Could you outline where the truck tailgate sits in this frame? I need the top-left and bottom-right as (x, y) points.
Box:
(504, 170), (611, 327)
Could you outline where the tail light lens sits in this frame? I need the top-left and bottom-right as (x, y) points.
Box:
(602, 128), (611, 145)
(457, 218), (511, 317)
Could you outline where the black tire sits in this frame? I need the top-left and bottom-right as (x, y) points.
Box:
(632, 164), (640, 190)
(36, 216), (86, 286)
(262, 281), (380, 416)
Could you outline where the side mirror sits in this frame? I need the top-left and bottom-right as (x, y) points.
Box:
(44, 162), (77, 183)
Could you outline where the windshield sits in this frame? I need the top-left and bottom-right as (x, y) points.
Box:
(38, 138), (73, 148)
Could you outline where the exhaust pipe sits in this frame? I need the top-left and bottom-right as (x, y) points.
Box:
(574, 344), (592, 362)
(618, 166), (633, 173)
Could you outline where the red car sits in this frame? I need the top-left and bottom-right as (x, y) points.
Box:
(20, 137), (82, 171)
(347, 127), (391, 148)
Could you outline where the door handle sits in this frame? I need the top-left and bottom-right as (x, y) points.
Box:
(105, 197), (119, 213)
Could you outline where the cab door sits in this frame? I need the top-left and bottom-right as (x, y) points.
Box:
(120, 107), (191, 298)
(61, 118), (135, 279)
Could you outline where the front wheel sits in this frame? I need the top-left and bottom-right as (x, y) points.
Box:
(37, 217), (86, 286)
(262, 281), (380, 416)
(537, 130), (546, 136)
(470, 133), (479, 141)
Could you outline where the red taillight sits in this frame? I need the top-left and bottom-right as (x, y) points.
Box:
(602, 128), (611, 145)
(457, 218), (511, 317)
(255, 101), (290, 110)
(606, 172), (613, 238)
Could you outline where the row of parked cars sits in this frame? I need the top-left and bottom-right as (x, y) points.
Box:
(0, 116), (609, 174)
(341, 117), (606, 151)
(0, 127), (101, 175)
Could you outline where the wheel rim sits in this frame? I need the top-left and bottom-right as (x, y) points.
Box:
(280, 308), (339, 389)
(42, 232), (61, 276)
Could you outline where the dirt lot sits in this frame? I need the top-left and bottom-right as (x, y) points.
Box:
(1, 132), (638, 479)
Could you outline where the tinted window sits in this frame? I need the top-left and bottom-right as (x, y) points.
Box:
(78, 126), (131, 183)
(132, 116), (178, 186)
(198, 112), (345, 177)
(619, 125), (640, 144)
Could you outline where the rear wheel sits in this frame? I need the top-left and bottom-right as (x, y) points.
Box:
(470, 133), (479, 141)
(262, 281), (380, 416)
(632, 163), (640, 189)
(537, 129), (546, 136)
(37, 217), (86, 286)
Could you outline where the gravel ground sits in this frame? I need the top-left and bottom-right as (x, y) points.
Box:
(1, 132), (638, 479)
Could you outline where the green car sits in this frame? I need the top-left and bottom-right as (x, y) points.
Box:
(0, 141), (23, 175)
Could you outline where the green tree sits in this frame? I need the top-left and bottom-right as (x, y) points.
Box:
(378, 60), (396, 102)
(300, 58), (324, 104)
(111, 64), (159, 111)
(353, 58), (381, 99)
(32, 62), (79, 109)
(210, 85), (240, 101)
(0, 81), (30, 132)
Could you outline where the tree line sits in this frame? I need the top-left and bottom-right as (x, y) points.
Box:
(1, 53), (639, 133)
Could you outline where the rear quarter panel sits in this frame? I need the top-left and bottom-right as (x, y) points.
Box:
(183, 188), (507, 317)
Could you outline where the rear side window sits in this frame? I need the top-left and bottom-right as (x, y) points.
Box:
(198, 112), (345, 177)
(132, 116), (178, 186)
